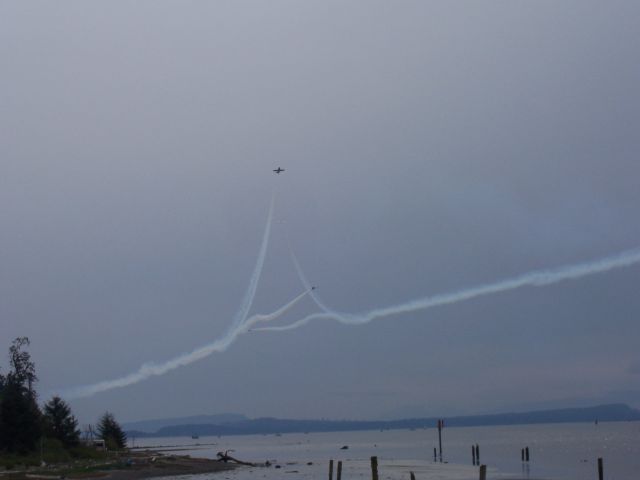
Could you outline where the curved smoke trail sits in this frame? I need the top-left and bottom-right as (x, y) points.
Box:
(255, 247), (640, 332)
(288, 243), (334, 315)
(61, 289), (310, 399)
(226, 195), (275, 334)
(59, 197), (280, 399)
(241, 289), (309, 331)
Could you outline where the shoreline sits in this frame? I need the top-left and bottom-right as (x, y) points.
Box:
(1, 452), (239, 480)
(105, 454), (239, 480)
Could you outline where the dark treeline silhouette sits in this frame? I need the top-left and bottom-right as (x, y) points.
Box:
(0, 337), (126, 459)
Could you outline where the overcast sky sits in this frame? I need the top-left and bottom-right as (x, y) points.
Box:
(1, 1), (639, 425)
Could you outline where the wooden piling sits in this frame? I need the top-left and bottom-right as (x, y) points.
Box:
(472, 446), (476, 465)
(476, 444), (479, 464)
(479, 464), (487, 480)
(371, 456), (379, 480)
(437, 419), (443, 462)
(433, 447), (437, 462)
(525, 446), (530, 462)
(337, 461), (342, 480)
(410, 471), (415, 480)
(329, 459), (334, 480)
(598, 457), (603, 480)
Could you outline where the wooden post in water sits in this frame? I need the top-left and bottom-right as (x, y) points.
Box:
(433, 448), (437, 462)
(479, 464), (487, 480)
(329, 459), (334, 480)
(476, 444), (480, 464)
(337, 461), (342, 480)
(525, 447), (530, 462)
(472, 446), (476, 465)
(410, 471), (416, 480)
(438, 419), (444, 463)
(371, 456), (379, 480)
(598, 457), (603, 480)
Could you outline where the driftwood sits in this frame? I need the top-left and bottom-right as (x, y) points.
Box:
(216, 450), (255, 466)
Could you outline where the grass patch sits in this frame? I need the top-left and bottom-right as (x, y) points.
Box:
(0, 441), (118, 474)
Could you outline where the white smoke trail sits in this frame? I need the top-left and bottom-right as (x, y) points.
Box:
(61, 289), (310, 399)
(255, 247), (640, 332)
(58, 197), (279, 399)
(289, 246), (334, 315)
(226, 195), (275, 334)
(241, 290), (309, 331)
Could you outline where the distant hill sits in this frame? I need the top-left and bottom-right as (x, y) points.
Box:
(125, 403), (640, 438)
(123, 413), (247, 433)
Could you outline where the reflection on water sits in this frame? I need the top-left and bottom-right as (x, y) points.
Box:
(132, 421), (640, 480)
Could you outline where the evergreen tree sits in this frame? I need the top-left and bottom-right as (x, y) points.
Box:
(97, 412), (127, 450)
(0, 337), (42, 453)
(43, 396), (80, 448)
(8, 337), (37, 395)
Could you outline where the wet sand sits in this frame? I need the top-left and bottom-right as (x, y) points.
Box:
(104, 455), (237, 480)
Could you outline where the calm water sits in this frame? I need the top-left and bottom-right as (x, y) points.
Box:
(131, 421), (640, 480)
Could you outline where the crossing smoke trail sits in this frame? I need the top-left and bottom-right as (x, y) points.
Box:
(255, 247), (640, 333)
(59, 196), (287, 399)
(288, 242), (334, 315)
(61, 290), (310, 399)
(227, 195), (275, 333)
(241, 290), (309, 330)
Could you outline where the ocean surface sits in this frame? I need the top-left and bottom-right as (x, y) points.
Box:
(131, 421), (640, 480)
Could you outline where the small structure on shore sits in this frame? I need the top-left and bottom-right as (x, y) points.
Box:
(81, 438), (106, 451)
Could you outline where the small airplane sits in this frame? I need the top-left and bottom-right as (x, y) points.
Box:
(273, 167), (285, 174)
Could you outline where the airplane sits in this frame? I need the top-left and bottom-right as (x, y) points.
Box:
(273, 167), (285, 174)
